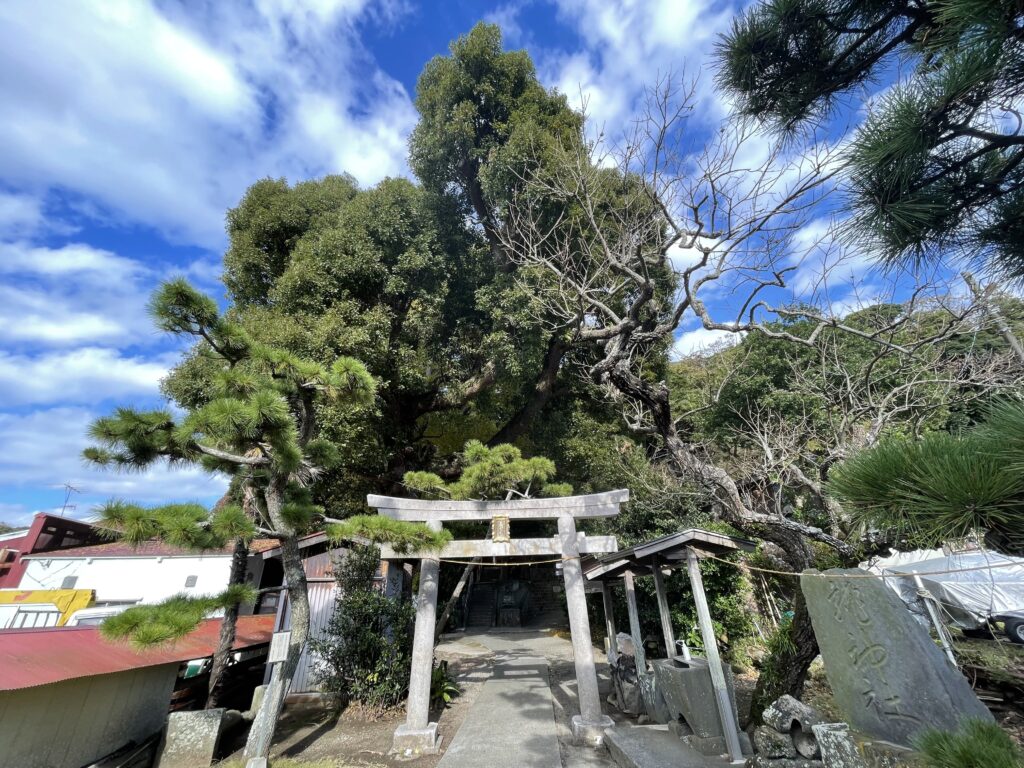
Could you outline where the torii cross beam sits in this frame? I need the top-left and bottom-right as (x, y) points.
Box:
(368, 490), (627, 754)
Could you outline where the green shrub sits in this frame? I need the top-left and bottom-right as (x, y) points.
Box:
(311, 544), (415, 714)
(430, 660), (460, 707)
(917, 719), (1023, 768)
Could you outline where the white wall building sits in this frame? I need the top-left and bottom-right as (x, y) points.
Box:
(20, 541), (237, 605)
(18, 534), (329, 612)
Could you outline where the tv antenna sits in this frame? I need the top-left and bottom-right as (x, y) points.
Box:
(52, 483), (80, 518)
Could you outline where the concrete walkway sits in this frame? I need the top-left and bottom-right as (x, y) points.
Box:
(437, 655), (561, 768)
(436, 630), (617, 768)
(434, 630), (734, 768)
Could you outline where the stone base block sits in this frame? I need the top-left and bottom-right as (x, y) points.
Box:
(571, 714), (615, 746)
(244, 759), (269, 768)
(391, 722), (441, 757)
(680, 732), (752, 758)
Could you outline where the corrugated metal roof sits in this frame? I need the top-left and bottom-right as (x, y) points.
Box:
(0, 614), (274, 691)
(23, 538), (283, 559)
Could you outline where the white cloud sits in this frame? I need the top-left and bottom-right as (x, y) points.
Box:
(0, 408), (228, 514)
(670, 327), (739, 359)
(0, 241), (142, 279)
(541, 0), (740, 132)
(0, 0), (416, 248)
(0, 242), (155, 348)
(0, 348), (171, 407)
(0, 192), (45, 238)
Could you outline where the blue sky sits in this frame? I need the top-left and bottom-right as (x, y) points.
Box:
(0, 0), (877, 526)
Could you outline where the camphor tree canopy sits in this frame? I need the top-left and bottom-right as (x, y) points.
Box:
(718, 0), (1024, 279)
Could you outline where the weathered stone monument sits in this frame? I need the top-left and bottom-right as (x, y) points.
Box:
(802, 569), (993, 746)
(157, 708), (225, 768)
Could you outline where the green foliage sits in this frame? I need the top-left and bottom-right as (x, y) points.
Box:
(410, 22), (582, 214)
(311, 545), (415, 713)
(101, 587), (256, 648)
(224, 174), (360, 306)
(328, 515), (452, 554)
(95, 500), (256, 549)
(86, 279), (375, 494)
(430, 660), (460, 707)
(916, 719), (1023, 768)
(718, 0), (1024, 279)
(88, 278), (376, 651)
(403, 440), (572, 500)
(829, 404), (1024, 550)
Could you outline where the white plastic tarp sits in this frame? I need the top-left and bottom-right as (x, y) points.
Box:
(861, 549), (1024, 628)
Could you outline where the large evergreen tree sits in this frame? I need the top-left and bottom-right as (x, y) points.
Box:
(85, 278), (376, 757)
(718, 0), (1024, 279)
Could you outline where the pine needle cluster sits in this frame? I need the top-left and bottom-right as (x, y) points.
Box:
(403, 440), (573, 500)
(101, 586), (257, 648)
(328, 515), (452, 554)
(828, 400), (1024, 550)
(719, 0), (1024, 280)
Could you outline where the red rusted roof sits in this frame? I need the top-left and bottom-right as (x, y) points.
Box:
(23, 538), (283, 559)
(0, 614), (274, 690)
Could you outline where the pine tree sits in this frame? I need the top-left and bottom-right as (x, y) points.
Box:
(84, 278), (375, 757)
(828, 400), (1024, 553)
(92, 495), (255, 707)
(718, 0), (1024, 279)
(402, 440), (573, 500)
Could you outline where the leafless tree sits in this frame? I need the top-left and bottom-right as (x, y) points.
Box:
(496, 74), (1020, 702)
(499, 77), (991, 559)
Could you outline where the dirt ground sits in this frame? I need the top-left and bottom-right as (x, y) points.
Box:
(218, 630), (1024, 766)
(218, 655), (486, 768)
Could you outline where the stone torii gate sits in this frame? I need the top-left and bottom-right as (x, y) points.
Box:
(368, 490), (628, 755)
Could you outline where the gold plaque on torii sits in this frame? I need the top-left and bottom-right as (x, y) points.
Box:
(490, 514), (511, 543)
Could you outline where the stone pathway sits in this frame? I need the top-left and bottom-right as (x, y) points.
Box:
(434, 630), (735, 768)
(436, 655), (561, 768)
(436, 630), (617, 768)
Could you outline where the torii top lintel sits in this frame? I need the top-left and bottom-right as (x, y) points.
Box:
(366, 489), (629, 522)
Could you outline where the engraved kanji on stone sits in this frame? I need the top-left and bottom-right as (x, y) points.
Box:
(829, 580), (872, 626)
(861, 688), (923, 727)
(849, 640), (889, 670)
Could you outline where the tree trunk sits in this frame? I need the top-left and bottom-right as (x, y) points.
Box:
(600, 357), (854, 711)
(489, 335), (569, 445)
(750, 588), (819, 719)
(243, 481), (311, 760)
(206, 536), (250, 708)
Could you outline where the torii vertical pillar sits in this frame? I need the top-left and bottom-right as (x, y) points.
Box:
(558, 514), (615, 745)
(392, 520), (443, 755)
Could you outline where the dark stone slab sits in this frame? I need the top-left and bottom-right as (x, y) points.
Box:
(801, 569), (993, 747)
